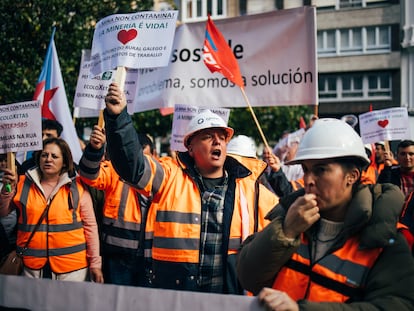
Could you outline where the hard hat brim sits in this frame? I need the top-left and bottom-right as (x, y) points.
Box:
(286, 154), (370, 166)
(184, 127), (234, 148)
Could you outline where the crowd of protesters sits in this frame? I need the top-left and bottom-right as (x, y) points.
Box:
(1, 82), (414, 309)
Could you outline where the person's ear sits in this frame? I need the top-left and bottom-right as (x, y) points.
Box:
(347, 168), (360, 186)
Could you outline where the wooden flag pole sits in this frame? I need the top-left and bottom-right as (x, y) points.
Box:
(5, 152), (15, 192)
(98, 66), (127, 128)
(384, 140), (391, 153)
(240, 88), (270, 150)
(313, 104), (318, 118)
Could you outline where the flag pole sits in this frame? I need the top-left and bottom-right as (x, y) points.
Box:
(5, 152), (15, 193)
(313, 103), (318, 117)
(239, 88), (270, 150)
(98, 66), (126, 127)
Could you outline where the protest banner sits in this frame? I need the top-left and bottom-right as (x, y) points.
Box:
(90, 10), (179, 77)
(73, 49), (139, 116)
(134, 6), (317, 112)
(0, 275), (260, 311)
(0, 101), (42, 154)
(358, 107), (411, 144)
(170, 104), (230, 152)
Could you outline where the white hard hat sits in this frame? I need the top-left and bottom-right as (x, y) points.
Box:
(227, 135), (257, 158)
(183, 110), (234, 148)
(286, 118), (370, 166)
(364, 144), (373, 151)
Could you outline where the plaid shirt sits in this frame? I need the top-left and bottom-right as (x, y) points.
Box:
(197, 175), (228, 293)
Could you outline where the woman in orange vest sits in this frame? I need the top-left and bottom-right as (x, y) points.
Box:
(0, 138), (103, 282)
(237, 119), (414, 310)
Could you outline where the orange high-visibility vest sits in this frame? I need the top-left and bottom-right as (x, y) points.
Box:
(145, 155), (278, 263)
(80, 160), (146, 254)
(273, 235), (382, 302)
(14, 176), (88, 273)
(291, 178), (304, 191)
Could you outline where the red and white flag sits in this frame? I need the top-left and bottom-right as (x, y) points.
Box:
(203, 15), (244, 88)
(33, 28), (82, 163)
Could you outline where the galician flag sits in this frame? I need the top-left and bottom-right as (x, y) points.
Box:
(203, 15), (244, 88)
(33, 28), (82, 163)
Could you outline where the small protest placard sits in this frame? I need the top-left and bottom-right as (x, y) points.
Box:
(170, 104), (230, 152)
(358, 107), (410, 144)
(0, 101), (42, 153)
(90, 10), (178, 76)
(73, 49), (138, 116)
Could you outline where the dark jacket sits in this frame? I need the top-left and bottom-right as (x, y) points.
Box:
(236, 184), (414, 310)
(377, 165), (402, 188)
(104, 108), (278, 294)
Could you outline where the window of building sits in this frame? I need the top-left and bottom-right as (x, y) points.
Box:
(342, 74), (363, 97)
(366, 26), (390, 51)
(339, 0), (362, 8)
(368, 73), (391, 97)
(313, 0), (390, 10)
(181, 0), (227, 22)
(318, 72), (391, 101)
(317, 25), (391, 56)
(340, 28), (362, 53)
(318, 30), (336, 55)
(319, 76), (337, 99)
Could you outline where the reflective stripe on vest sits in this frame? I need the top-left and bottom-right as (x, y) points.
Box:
(102, 183), (141, 251)
(273, 235), (382, 302)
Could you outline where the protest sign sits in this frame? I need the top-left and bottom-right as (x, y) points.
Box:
(359, 107), (410, 144)
(74, 49), (139, 116)
(90, 10), (178, 76)
(0, 101), (42, 154)
(170, 104), (230, 152)
(0, 274), (260, 311)
(134, 6), (317, 112)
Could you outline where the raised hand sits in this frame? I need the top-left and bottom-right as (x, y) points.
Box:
(89, 125), (106, 150)
(104, 82), (126, 116)
(283, 193), (320, 239)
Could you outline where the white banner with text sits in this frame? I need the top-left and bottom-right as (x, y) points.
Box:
(134, 6), (317, 113)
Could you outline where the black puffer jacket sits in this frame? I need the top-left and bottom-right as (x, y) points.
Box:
(237, 183), (414, 310)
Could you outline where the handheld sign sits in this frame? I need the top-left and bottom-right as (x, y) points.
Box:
(358, 107), (410, 144)
(90, 11), (178, 126)
(0, 100), (41, 192)
(0, 101), (42, 154)
(73, 49), (139, 117)
(170, 104), (230, 152)
(90, 10), (178, 77)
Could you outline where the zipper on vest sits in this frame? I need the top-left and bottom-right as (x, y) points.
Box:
(303, 232), (317, 299)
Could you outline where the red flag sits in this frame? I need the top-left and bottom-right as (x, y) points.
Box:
(203, 15), (244, 88)
(33, 28), (82, 163)
(159, 107), (174, 116)
(299, 116), (307, 129)
(369, 104), (373, 112)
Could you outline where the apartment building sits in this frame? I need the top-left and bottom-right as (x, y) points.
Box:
(156, 0), (414, 135)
